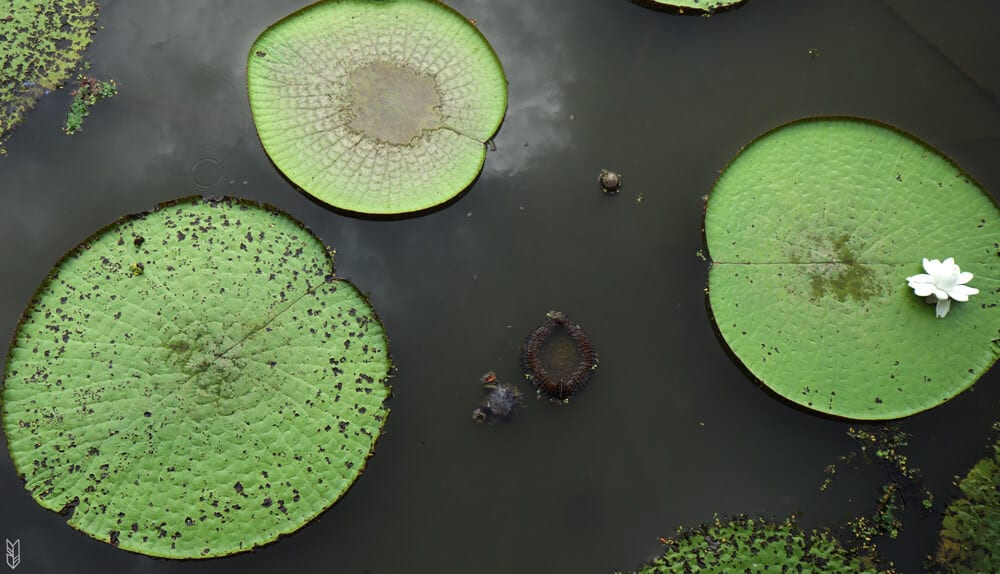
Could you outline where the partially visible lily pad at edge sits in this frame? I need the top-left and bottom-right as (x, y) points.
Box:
(1, 196), (393, 558)
(1, 0), (99, 154)
(247, 0), (508, 215)
(705, 117), (1000, 420)
(935, 441), (1000, 573)
(624, 515), (887, 573)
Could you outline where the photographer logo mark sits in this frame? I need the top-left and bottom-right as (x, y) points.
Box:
(4, 539), (18, 570)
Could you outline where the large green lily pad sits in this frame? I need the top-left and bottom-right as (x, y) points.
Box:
(706, 117), (1000, 420)
(625, 515), (885, 573)
(1, 0), (99, 154)
(247, 0), (507, 214)
(1, 197), (392, 558)
(935, 442), (1000, 573)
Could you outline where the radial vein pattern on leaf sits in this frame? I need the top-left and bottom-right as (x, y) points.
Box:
(1, 0), (99, 152)
(247, 0), (507, 214)
(705, 117), (1000, 420)
(1, 197), (392, 558)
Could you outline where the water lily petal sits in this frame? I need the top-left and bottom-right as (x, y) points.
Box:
(922, 258), (942, 275)
(907, 273), (933, 284)
(957, 271), (974, 284)
(936, 298), (951, 318)
(948, 284), (980, 302)
(910, 283), (936, 297)
(942, 257), (955, 268)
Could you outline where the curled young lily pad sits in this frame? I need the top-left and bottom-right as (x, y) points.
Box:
(1, 197), (392, 558)
(1, 0), (99, 154)
(625, 515), (886, 573)
(643, 0), (745, 13)
(247, 0), (508, 214)
(706, 117), (1000, 420)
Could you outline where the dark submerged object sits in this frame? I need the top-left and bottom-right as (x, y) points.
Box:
(472, 371), (524, 423)
(598, 169), (622, 193)
(522, 311), (598, 401)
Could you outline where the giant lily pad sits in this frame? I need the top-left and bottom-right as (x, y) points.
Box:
(1, 0), (99, 154)
(706, 117), (1000, 420)
(1, 197), (392, 558)
(626, 515), (885, 573)
(247, 0), (507, 214)
(935, 442), (1000, 573)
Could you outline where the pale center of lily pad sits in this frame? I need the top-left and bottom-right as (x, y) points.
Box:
(347, 62), (443, 145)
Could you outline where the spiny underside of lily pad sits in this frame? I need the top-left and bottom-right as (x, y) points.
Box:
(1, 0), (100, 154)
(1, 196), (393, 558)
(521, 311), (598, 401)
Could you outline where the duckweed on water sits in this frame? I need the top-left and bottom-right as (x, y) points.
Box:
(1, 0), (99, 154)
(64, 75), (117, 134)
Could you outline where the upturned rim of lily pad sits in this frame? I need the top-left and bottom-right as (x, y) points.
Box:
(703, 115), (1000, 420)
(1, 195), (394, 558)
(246, 0), (508, 215)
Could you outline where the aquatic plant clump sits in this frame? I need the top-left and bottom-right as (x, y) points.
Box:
(472, 371), (523, 423)
(627, 515), (887, 573)
(522, 311), (598, 401)
(246, 0), (508, 214)
(64, 75), (117, 134)
(935, 443), (1000, 573)
(1, 0), (99, 153)
(705, 117), (1000, 420)
(1, 197), (393, 558)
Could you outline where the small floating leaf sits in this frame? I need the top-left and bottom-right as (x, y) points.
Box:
(626, 515), (886, 573)
(1, 197), (392, 558)
(1, 0), (99, 153)
(705, 117), (1000, 420)
(247, 0), (508, 214)
(648, 0), (745, 13)
(935, 442), (1000, 573)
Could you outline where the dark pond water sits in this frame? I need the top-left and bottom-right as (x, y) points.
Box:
(2, 0), (1000, 572)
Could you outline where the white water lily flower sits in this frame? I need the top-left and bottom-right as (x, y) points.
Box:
(906, 257), (979, 318)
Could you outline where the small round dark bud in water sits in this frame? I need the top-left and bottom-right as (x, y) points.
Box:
(598, 169), (622, 193)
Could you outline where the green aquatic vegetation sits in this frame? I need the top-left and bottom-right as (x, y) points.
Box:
(64, 75), (117, 134)
(705, 117), (1000, 420)
(1, 0), (99, 154)
(1, 197), (393, 558)
(650, 0), (744, 12)
(247, 0), (507, 214)
(624, 515), (890, 573)
(934, 442), (1000, 573)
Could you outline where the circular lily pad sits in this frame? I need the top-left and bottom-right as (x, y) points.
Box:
(246, 0), (508, 214)
(1, 197), (392, 558)
(705, 117), (1000, 420)
(630, 516), (885, 573)
(1, 0), (99, 154)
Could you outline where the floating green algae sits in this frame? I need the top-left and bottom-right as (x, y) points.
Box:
(247, 0), (507, 214)
(1, 196), (393, 558)
(623, 515), (889, 573)
(1, 0), (99, 153)
(64, 74), (117, 134)
(705, 117), (1000, 420)
(935, 442), (1000, 573)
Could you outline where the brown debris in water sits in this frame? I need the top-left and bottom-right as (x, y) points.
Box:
(472, 371), (524, 423)
(521, 311), (598, 401)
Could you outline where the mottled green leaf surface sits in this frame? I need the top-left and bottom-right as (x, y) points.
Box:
(627, 516), (883, 573)
(1, 197), (392, 558)
(706, 118), (1000, 420)
(935, 443), (1000, 573)
(650, 0), (744, 12)
(1, 0), (99, 153)
(247, 0), (508, 214)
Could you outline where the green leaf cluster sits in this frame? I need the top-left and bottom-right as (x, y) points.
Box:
(935, 443), (1000, 573)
